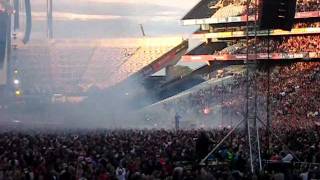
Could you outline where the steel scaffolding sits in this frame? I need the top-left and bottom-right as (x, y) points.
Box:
(200, 0), (263, 174)
(244, 0), (262, 173)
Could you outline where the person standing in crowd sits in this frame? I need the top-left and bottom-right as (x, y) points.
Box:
(175, 113), (181, 130)
(116, 164), (127, 180)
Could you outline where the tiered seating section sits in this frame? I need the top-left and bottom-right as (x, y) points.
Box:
(210, 0), (253, 18)
(14, 38), (184, 94)
(210, 0), (319, 19)
(177, 0), (320, 130)
(296, 0), (319, 12)
(161, 62), (320, 129)
(216, 35), (320, 54)
(49, 43), (97, 93)
(81, 46), (138, 89)
(14, 42), (53, 95)
(105, 38), (183, 88)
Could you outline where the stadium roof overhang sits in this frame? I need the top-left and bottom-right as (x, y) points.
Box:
(182, 0), (215, 21)
(181, 0), (320, 26)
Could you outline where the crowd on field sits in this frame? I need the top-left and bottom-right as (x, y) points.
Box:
(1, 126), (320, 180)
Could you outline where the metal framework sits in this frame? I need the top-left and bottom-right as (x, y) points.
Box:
(47, 0), (53, 39)
(200, 0), (301, 173)
(201, 0), (263, 174)
(244, 0), (262, 173)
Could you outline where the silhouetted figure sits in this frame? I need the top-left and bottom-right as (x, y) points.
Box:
(196, 131), (211, 163)
(175, 113), (181, 130)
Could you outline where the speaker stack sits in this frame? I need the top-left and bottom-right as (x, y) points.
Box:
(260, 0), (297, 31)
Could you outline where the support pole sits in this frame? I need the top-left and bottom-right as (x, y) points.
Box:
(22, 0), (31, 44)
(257, 117), (301, 162)
(244, 0), (262, 174)
(47, 0), (53, 39)
(139, 24), (146, 37)
(14, 0), (20, 30)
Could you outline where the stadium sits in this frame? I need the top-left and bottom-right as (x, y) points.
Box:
(0, 0), (320, 179)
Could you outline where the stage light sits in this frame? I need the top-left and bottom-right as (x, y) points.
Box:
(15, 90), (22, 96)
(203, 107), (211, 115)
(13, 79), (20, 85)
(13, 69), (19, 74)
(12, 120), (21, 123)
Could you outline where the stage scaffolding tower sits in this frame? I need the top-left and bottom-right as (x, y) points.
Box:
(200, 0), (263, 174)
(244, 0), (262, 173)
(47, 0), (53, 39)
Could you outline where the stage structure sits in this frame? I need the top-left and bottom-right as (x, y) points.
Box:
(181, 0), (305, 174)
(47, 0), (53, 39)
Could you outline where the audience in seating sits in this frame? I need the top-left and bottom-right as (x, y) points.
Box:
(296, 0), (319, 12)
(216, 35), (320, 55)
(210, 0), (319, 19)
(163, 62), (320, 130)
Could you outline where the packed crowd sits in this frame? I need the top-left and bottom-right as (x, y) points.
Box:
(216, 35), (320, 55)
(1, 61), (320, 179)
(210, 0), (255, 18)
(267, 62), (320, 129)
(209, 0), (319, 19)
(293, 22), (320, 28)
(217, 41), (247, 55)
(0, 126), (320, 180)
(216, 38), (278, 55)
(162, 62), (320, 130)
(296, 0), (319, 12)
(237, 39), (281, 54)
(276, 35), (320, 53)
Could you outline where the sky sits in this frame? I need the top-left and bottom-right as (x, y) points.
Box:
(28, 0), (199, 39)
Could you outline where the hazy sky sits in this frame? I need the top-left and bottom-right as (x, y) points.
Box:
(29, 0), (199, 39)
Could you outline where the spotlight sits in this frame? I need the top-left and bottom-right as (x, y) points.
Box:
(15, 90), (22, 96)
(203, 107), (211, 115)
(12, 120), (21, 123)
(13, 70), (19, 74)
(13, 79), (20, 85)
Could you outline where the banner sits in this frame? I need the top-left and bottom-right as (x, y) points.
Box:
(182, 52), (320, 62)
(196, 28), (320, 39)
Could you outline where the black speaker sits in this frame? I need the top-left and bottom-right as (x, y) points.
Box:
(260, 0), (297, 31)
(0, 12), (8, 69)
